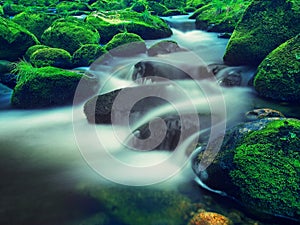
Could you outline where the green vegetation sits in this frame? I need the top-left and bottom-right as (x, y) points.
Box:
(12, 12), (59, 40)
(0, 17), (39, 61)
(24, 45), (50, 60)
(80, 185), (192, 225)
(230, 119), (300, 218)
(105, 32), (147, 56)
(30, 47), (72, 68)
(11, 62), (83, 108)
(254, 35), (300, 102)
(223, 0), (300, 66)
(2, 2), (26, 16)
(86, 10), (172, 44)
(56, 1), (91, 14)
(72, 44), (107, 67)
(41, 17), (100, 54)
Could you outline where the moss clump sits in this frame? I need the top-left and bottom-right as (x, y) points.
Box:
(230, 119), (300, 218)
(24, 45), (50, 60)
(254, 35), (300, 102)
(131, 1), (147, 13)
(105, 32), (147, 56)
(148, 1), (168, 16)
(12, 12), (58, 40)
(223, 0), (300, 66)
(90, 0), (125, 11)
(2, 3), (26, 16)
(30, 47), (72, 68)
(41, 17), (100, 54)
(11, 62), (84, 108)
(162, 9), (187, 16)
(162, 0), (186, 10)
(0, 17), (39, 61)
(81, 185), (192, 225)
(56, 1), (91, 13)
(86, 10), (172, 44)
(72, 44), (106, 67)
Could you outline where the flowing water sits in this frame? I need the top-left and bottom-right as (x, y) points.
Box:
(0, 16), (299, 225)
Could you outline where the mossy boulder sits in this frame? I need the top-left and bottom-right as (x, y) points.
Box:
(90, 0), (125, 11)
(86, 10), (172, 44)
(72, 44), (106, 67)
(162, 9), (187, 16)
(223, 0), (300, 66)
(194, 2), (250, 33)
(79, 185), (192, 225)
(2, 3), (26, 16)
(254, 35), (300, 102)
(30, 47), (72, 68)
(41, 18), (100, 54)
(56, 1), (91, 13)
(131, 1), (147, 13)
(105, 32), (146, 56)
(148, 1), (168, 16)
(0, 17), (39, 61)
(12, 12), (58, 40)
(162, 0), (186, 10)
(24, 45), (50, 60)
(193, 118), (300, 222)
(11, 62), (94, 108)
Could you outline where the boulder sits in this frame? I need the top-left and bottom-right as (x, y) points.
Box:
(24, 45), (50, 60)
(86, 10), (172, 44)
(105, 32), (147, 57)
(56, 1), (91, 13)
(11, 62), (96, 108)
(72, 44), (106, 67)
(30, 47), (72, 68)
(148, 40), (185, 56)
(223, 0), (300, 66)
(254, 35), (300, 102)
(188, 211), (232, 225)
(12, 12), (58, 39)
(193, 118), (300, 222)
(41, 17), (100, 54)
(0, 17), (39, 61)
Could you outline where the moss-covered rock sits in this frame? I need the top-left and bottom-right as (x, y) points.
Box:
(105, 32), (146, 56)
(2, 3), (26, 16)
(79, 185), (192, 225)
(86, 10), (172, 44)
(131, 1), (147, 13)
(148, 1), (168, 16)
(90, 0), (125, 11)
(72, 44), (106, 67)
(254, 35), (300, 102)
(162, 9), (187, 16)
(194, 1), (250, 33)
(11, 62), (93, 108)
(162, 0), (186, 10)
(12, 12), (58, 40)
(30, 47), (72, 68)
(193, 118), (300, 221)
(24, 45), (50, 60)
(41, 17), (100, 54)
(223, 0), (300, 66)
(0, 17), (39, 61)
(56, 1), (91, 13)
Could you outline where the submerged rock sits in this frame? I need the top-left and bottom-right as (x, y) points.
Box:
(254, 34), (300, 102)
(0, 17), (39, 61)
(245, 108), (285, 121)
(188, 211), (232, 225)
(147, 40), (186, 57)
(193, 118), (300, 222)
(223, 0), (300, 66)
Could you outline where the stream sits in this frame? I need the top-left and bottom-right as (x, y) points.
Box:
(0, 15), (299, 225)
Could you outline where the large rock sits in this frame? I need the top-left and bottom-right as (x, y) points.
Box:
(72, 44), (106, 67)
(223, 0), (300, 66)
(193, 118), (300, 222)
(86, 10), (172, 44)
(254, 35), (300, 102)
(0, 17), (39, 61)
(41, 17), (100, 54)
(11, 63), (96, 108)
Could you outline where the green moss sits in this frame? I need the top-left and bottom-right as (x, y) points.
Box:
(131, 1), (147, 13)
(105, 32), (146, 56)
(41, 17), (100, 54)
(162, 9), (187, 16)
(30, 47), (72, 68)
(12, 12), (59, 40)
(72, 44), (106, 67)
(0, 17), (39, 61)
(80, 185), (192, 225)
(90, 0), (125, 11)
(162, 0), (186, 9)
(254, 35), (300, 102)
(56, 1), (91, 13)
(11, 62), (84, 108)
(223, 0), (300, 66)
(230, 119), (300, 218)
(24, 45), (50, 60)
(86, 10), (172, 44)
(2, 3), (26, 16)
(148, 1), (168, 16)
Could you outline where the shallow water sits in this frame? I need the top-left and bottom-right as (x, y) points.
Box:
(0, 16), (298, 225)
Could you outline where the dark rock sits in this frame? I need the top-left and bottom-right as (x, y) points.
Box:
(219, 71), (242, 87)
(245, 108), (285, 121)
(147, 40), (186, 57)
(218, 32), (231, 39)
